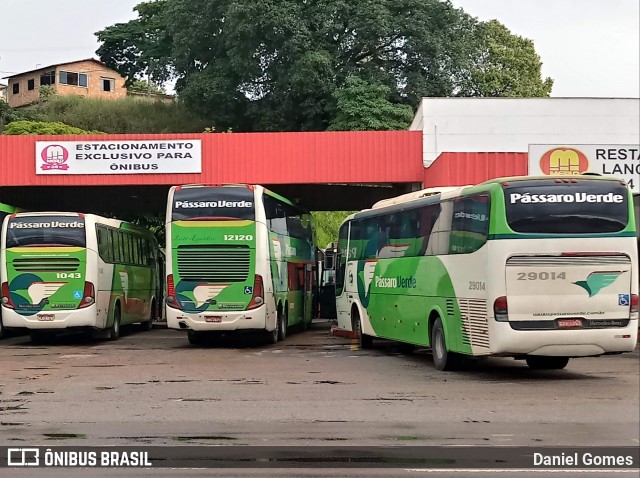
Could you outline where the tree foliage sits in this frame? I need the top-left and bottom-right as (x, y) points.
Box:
(19, 95), (208, 134)
(458, 20), (553, 97)
(1, 120), (102, 135)
(312, 211), (353, 248)
(0, 101), (24, 132)
(96, 1), (174, 86)
(127, 79), (167, 95)
(96, 0), (554, 132)
(329, 76), (414, 131)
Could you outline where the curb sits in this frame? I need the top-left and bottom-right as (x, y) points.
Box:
(330, 326), (358, 340)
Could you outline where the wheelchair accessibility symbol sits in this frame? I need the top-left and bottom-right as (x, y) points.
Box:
(73, 290), (83, 300)
(244, 286), (253, 295)
(618, 294), (630, 306)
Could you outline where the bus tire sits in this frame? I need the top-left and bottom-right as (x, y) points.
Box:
(353, 310), (372, 349)
(140, 300), (155, 331)
(0, 318), (4, 339)
(187, 330), (205, 346)
(278, 307), (287, 342)
(267, 313), (280, 344)
(525, 356), (570, 370)
(108, 305), (121, 341)
(431, 317), (458, 371)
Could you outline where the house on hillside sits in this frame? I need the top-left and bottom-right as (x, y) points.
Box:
(2, 58), (126, 108)
(0, 83), (7, 102)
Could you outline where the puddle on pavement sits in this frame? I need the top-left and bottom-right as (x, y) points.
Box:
(43, 433), (86, 440)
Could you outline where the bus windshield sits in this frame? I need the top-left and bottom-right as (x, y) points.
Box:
(6, 215), (86, 248)
(503, 180), (629, 234)
(172, 187), (255, 221)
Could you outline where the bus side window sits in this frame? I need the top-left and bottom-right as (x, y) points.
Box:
(96, 226), (113, 263)
(362, 218), (379, 260)
(450, 195), (490, 254)
(417, 204), (440, 256)
(424, 203), (450, 256)
(392, 209), (418, 257)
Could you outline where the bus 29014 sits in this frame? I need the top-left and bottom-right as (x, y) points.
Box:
(334, 175), (638, 371)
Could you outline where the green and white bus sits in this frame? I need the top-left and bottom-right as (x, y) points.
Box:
(335, 175), (638, 370)
(0, 202), (25, 339)
(165, 184), (316, 344)
(1, 212), (161, 342)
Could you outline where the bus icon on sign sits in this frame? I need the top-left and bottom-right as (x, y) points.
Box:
(41, 145), (70, 171)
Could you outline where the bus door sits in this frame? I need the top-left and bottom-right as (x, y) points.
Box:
(335, 224), (351, 330)
(304, 264), (314, 323)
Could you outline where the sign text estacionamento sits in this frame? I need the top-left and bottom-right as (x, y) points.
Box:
(35, 140), (202, 175)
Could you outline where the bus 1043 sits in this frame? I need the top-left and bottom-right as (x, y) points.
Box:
(334, 175), (638, 371)
(165, 184), (316, 345)
(0, 201), (25, 339)
(1, 212), (161, 343)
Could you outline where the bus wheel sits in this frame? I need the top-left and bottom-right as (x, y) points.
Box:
(525, 356), (570, 370)
(108, 306), (121, 341)
(431, 317), (458, 371)
(0, 318), (4, 339)
(140, 301), (155, 331)
(187, 331), (204, 346)
(353, 310), (372, 349)
(278, 308), (287, 342)
(267, 313), (280, 344)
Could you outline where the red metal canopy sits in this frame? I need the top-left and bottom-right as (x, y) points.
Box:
(0, 131), (424, 187)
(423, 152), (528, 187)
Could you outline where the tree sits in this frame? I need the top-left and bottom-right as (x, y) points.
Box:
(96, 1), (174, 87)
(459, 20), (553, 97)
(0, 101), (24, 132)
(329, 76), (414, 131)
(96, 0), (554, 132)
(2, 120), (102, 135)
(312, 211), (353, 248)
(127, 79), (167, 95)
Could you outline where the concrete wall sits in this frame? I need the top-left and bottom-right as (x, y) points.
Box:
(6, 60), (126, 108)
(410, 98), (640, 167)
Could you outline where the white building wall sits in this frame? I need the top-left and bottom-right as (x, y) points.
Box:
(410, 97), (640, 167)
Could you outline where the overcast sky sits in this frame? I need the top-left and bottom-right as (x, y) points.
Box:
(1, 0), (638, 98)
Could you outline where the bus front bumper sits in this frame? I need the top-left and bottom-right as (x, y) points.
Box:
(166, 306), (267, 331)
(1, 305), (98, 329)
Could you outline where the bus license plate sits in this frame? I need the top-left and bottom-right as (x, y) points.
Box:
(205, 316), (222, 323)
(37, 314), (54, 321)
(557, 319), (582, 328)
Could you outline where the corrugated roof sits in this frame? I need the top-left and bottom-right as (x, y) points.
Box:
(2, 58), (110, 79)
(423, 152), (528, 187)
(0, 131), (424, 186)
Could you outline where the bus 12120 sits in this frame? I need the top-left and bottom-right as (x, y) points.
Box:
(334, 175), (638, 371)
(165, 184), (316, 345)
